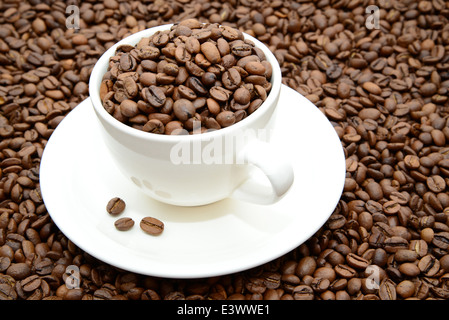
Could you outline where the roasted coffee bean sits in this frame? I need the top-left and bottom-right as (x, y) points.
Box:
(185, 61), (205, 77)
(143, 85), (166, 108)
(245, 61), (266, 76)
(222, 68), (241, 90)
(346, 253), (369, 269)
(231, 42), (253, 57)
(114, 218), (135, 231)
(418, 254), (440, 277)
(163, 63), (179, 77)
(334, 264), (356, 278)
(21, 275), (41, 292)
(120, 53), (136, 72)
(384, 237), (409, 253)
(173, 99), (196, 121)
(202, 72), (217, 87)
(6, 263), (31, 280)
(216, 111), (235, 128)
(142, 119), (165, 134)
(292, 285), (314, 300)
(395, 250), (418, 263)
(396, 280), (415, 299)
(175, 45), (192, 64)
(234, 87), (251, 105)
(200, 42), (221, 64)
(177, 85), (197, 100)
(0, 283), (17, 300)
(432, 232), (449, 250)
(209, 86), (231, 102)
(426, 175), (446, 193)
(187, 77), (208, 96)
(106, 197), (126, 215)
(119, 100), (139, 118)
(399, 263), (420, 277)
(206, 98), (221, 116)
(140, 217), (164, 236)
(379, 279), (396, 300)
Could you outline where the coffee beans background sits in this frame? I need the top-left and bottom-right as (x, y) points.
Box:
(1, 0), (449, 300)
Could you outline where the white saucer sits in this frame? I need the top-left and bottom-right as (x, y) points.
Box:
(40, 85), (345, 279)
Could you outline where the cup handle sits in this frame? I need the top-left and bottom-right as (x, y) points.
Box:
(231, 140), (294, 205)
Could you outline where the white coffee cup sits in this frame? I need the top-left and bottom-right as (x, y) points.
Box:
(89, 24), (294, 206)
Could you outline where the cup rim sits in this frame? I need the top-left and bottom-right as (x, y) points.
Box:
(89, 23), (282, 142)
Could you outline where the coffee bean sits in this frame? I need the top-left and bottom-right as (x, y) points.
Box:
(432, 232), (449, 250)
(362, 82), (382, 95)
(21, 275), (41, 292)
(119, 100), (139, 118)
(384, 236), (409, 253)
(202, 72), (217, 87)
(140, 73), (157, 86)
(143, 85), (166, 108)
(234, 87), (251, 105)
(396, 280), (415, 299)
(292, 285), (314, 300)
(185, 61), (205, 77)
(395, 250), (418, 263)
(431, 287), (449, 299)
(334, 264), (356, 278)
(383, 201), (400, 215)
(346, 253), (369, 269)
(6, 263), (31, 280)
(426, 175), (446, 193)
(142, 119), (165, 134)
(204, 99), (219, 117)
(173, 99), (196, 121)
(140, 217), (164, 236)
(210, 86), (231, 102)
(418, 254), (440, 276)
(398, 262), (420, 277)
(365, 181), (383, 201)
(379, 279), (396, 300)
(231, 42), (252, 57)
(0, 283), (17, 300)
(200, 42), (221, 64)
(163, 63), (179, 77)
(106, 197), (126, 215)
(114, 218), (135, 231)
(222, 68), (242, 90)
(120, 53), (136, 72)
(187, 77), (208, 95)
(152, 32), (170, 47)
(186, 37), (201, 54)
(175, 45), (192, 64)
(177, 85), (197, 100)
(245, 61), (266, 75)
(216, 111), (236, 128)
(156, 73), (175, 85)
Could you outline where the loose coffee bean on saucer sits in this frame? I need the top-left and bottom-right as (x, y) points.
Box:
(114, 217), (135, 231)
(106, 197), (126, 215)
(140, 217), (165, 235)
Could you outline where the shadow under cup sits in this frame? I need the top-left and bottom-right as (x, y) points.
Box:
(89, 24), (286, 206)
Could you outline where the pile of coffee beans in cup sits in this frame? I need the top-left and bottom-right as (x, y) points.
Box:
(2, 0), (449, 301)
(100, 20), (273, 135)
